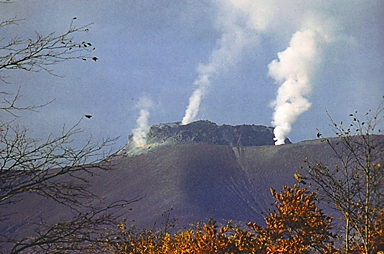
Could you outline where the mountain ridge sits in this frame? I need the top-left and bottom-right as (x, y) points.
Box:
(120, 120), (291, 156)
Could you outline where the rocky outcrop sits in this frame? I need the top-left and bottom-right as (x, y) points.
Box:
(123, 120), (291, 154)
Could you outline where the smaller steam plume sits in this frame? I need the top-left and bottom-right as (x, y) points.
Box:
(181, 6), (249, 125)
(132, 97), (152, 147)
(182, 76), (209, 125)
(269, 28), (325, 145)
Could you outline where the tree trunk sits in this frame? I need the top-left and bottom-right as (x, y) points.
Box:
(345, 215), (349, 254)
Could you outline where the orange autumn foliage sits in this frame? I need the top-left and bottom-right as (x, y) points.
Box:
(99, 185), (337, 254)
(250, 185), (337, 253)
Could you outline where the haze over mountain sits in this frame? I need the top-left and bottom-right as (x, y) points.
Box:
(1, 120), (347, 240)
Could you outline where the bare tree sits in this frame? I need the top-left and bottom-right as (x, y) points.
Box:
(305, 97), (384, 254)
(0, 14), (136, 253)
(0, 16), (96, 82)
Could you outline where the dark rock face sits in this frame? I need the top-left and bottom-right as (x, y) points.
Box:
(128, 120), (291, 148)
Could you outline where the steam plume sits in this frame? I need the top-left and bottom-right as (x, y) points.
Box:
(182, 76), (208, 125)
(182, 4), (250, 125)
(132, 97), (152, 147)
(181, 1), (341, 144)
(223, 1), (341, 145)
(269, 28), (325, 145)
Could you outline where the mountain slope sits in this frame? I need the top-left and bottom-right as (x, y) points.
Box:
(1, 122), (343, 240)
(108, 139), (333, 229)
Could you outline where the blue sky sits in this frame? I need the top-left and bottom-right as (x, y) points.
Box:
(1, 1), (383, 149)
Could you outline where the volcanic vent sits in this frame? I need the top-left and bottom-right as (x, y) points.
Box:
(120, 120), (291, 155)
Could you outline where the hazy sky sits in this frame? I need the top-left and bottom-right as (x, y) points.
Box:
(1, 1), (383, 149)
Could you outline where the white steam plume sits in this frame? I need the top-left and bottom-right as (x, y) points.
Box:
(182, 76), (208, 125)
(182, 1), (342, 144)
(181, 3), (251, 125)
(269, 27), (327, 145)
(219, 1), (343, 145)
(132, 97), (152, 147)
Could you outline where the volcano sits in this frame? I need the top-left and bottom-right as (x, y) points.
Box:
(1, 120), (340, 241)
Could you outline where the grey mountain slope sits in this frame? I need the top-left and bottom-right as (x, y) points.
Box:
(92, 139), (337, 229)
(1, 122), (359, 243)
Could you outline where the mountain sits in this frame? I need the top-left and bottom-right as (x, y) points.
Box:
(1, 121), (342, 242)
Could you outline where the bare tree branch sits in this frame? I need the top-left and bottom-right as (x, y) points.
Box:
(0, 14), (137, 253)
(7, 199), (141, 254)
(0, 120), (117, 209)
(0, 87), (53, 120)
(0, 17), (96, 82)
(0, 16), (24, 28)
(305, 97), (384, 253)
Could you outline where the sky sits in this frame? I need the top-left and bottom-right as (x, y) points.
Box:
(0, 1), (383, 149)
